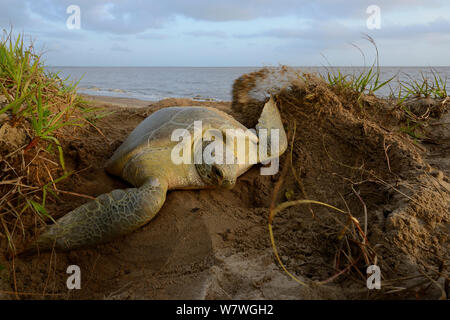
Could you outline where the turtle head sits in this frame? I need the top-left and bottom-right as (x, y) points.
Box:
(194, 138), (238, 189)
(196, 162), (237, 189)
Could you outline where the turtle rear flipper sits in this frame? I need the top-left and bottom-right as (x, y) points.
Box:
(256, 97), (288, 165)
(21, 177), (168, 255)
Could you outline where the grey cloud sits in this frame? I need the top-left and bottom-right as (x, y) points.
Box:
(375, 18), (450, 40)
(185, 31), (229, 38)
(109, 35), (129, 41)
(0, 0), (40, 28)
(161, 0), (444, 23)
(31, 29), (87, 41)
(234, 17), (450, 43)
(1, 0), (446, 35)
(111, 44), (131, 52)
(234, 20), (359, 41)
(135, 32), (169, 40)
(231, 16), (450, 56)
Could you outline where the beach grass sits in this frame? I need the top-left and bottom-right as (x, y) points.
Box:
(321, 35), (448, 141)
(0, 31), (89, 254)
(322, 35), (395, 102)
(0, 32), (84, 151)
(400, 68), (448, 99)
(397, 69), (448, 139)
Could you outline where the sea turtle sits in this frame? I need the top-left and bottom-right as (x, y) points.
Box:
(24, 98), (287, 254)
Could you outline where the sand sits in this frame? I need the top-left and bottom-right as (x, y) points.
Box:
(0, 70), (448, 300)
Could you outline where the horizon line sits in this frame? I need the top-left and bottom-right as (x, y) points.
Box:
(47, 65), (450, 68)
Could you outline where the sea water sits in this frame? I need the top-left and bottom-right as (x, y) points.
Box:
(47, 66), (450, 102)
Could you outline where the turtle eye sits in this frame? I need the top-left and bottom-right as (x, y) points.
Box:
(212, 166), (223, 179)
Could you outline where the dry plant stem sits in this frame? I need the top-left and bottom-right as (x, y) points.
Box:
(351, 185), (368, 243)
(269, 199), (349, 287)
(42, 248), (57, 298)
(53, 189), (96, 200)
(268, 120), (381, 286)
(383, 137), (392, 173)
(80, 116), (106, 138)
(418, 270), (447, 299)
(268, 131), (291, 215)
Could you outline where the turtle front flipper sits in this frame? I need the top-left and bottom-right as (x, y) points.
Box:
(256, 97), (288, 166)
(20, 177), (168, 256)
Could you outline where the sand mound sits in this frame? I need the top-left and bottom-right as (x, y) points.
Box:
(0, 70), (448, 299)
(233, 69), (449, 298)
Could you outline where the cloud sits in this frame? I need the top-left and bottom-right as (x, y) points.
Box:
(185, 31), (229, 38)
(0, 0), (43, 29)
(234, 17), (450, 42)
(376, 17), (450, 39)
(111, 44), (131, 52)
(1, 0), (446, 35)
(234, 20), (358, 41)
(1, 0), (449, 66)
(135, 32), (169, 40)
(31, 29), (87, 41)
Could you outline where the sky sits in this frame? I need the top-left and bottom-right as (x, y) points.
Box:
(0, 0), (449, 67)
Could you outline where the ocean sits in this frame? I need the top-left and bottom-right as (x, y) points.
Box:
(46, 66), (450, 102)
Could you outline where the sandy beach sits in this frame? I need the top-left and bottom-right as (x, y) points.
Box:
(1, 68), (448, 300)
(81, 94), (156, 108)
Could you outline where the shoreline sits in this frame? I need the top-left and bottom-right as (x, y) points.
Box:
(81, 94), (155, 108)
(81, 93), (231, 109)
